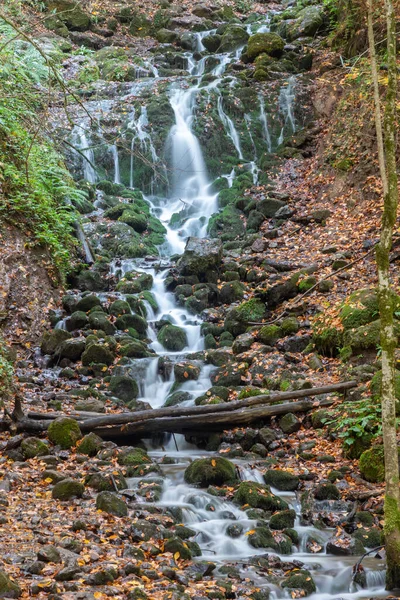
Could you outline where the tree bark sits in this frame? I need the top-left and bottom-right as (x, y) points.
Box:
(368, 0), (400, 589)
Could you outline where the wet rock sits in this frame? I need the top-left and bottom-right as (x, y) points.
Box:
(41, 329), (71, 355)
(281, 569), (316, 596)
(314, 483), (340, 501)
(96, 491), (128, 517)
(165, 537), (193, 559)
(178, 237), (222, 280)
(225, 298), (267, 336)
(184, 457), (237, 487)
(269, 509), (296, 530)
(203, 33), (222, 52)
(68, 311), (89, 331)
(232, 332), (254, 354)
(52, 478), (85, 500)
(88, 312), (116, 335)
(264, 470), (299, 491)
(115, 313), (148, 333)
(56, 338), (86, 361)
(219, 24), (249, 51)
(48, 417), (82, 449)
(109, 375), (139, 402)
(164, 391), (192, 407)
(279, 412), (301, 434)
(120, 340), (149, 358)
(76, 294), (102, 312)
(21, 437), (48, 459)
(247, 527), (292, 553)
(81, 344), (114, 366)
(0, 569), (21, 597)
(174, 361), (200, 382)
(109, 299), (131, 317)
(157, 324), (188, 351)
(226, 523), (244, 538)
(326, 532), (364, 556)
(234, 482), (288, 511)
(247, 32), (285, 59)
(85, 471), (127, 492)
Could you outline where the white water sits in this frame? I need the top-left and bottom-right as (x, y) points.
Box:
(259, 94), (272, 152)
(278, 75), (297, 145)
(72, 127), (97, 183)
(110, 144), (121, 184)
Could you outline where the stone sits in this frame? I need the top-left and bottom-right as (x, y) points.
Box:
(282, 569), (316, 596)
(0, 570), (21, 598)
(202, 33), (222, 52)
(52, 478), (85, 500)
(75, 294), (102, 312)
(269, 509), (296, 530)
(56, 338), (86, 361)
(41, 329), (71, 355)
(264, 470), (299, 491)
(314, 483), (340, 500)
(247, 32), (285, 60)
(174, 361), (200, 382)
(184, 457), (237, 487)
(247, 527), (292, 553)
(232, 332), (254, 354)
(219, 24), (249, 51)
(48, 418), (82, 449)
(37, 545), (61, 563)
(46, 0), (91, 31)
(156, 29), (178, 43)
(326, 533), (364, 556)
(81, 344), (114, 366)
(85, 471), (127, 492)
(178, 237), (222, 278)
(88, 312), (116, 335)
(21, 437), (48, 459)
(109, 375), (139, 402)
(234, 482), (288, 511)
(157, 324), (188, 351)
(77, 432), (103, 456)
(67, 311), (89, 331)
(279, 412), (301, 434)
(96, 491), (128, 517)
(359, 446), (385, 483)
(286, 6), (325, 41)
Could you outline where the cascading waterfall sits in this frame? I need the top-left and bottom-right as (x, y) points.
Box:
(259, 94), (272, 153)
(217, 95), (244, 160)
(72, 127), (97, 184)
(110, 144), (121, 184)
(278, 75), (297, 145)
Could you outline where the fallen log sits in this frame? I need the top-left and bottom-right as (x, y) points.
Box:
(26, 380), (356, 431)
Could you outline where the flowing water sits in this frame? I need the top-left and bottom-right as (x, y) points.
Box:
(67, 13), (387, 600)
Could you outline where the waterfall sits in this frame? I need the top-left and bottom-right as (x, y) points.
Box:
(259, 94), (272, 152)
(110, 144), (121, 184)
(217, 95), (244, 160)
(72, 127), (97, 183)
(278, 75), (297, 145)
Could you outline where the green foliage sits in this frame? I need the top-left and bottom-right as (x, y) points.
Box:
(328, 397), (383, 451)
(0, 15), (81, 276)
(0, 336), (13, 399)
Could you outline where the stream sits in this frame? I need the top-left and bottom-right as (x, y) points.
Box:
(56, 8), (389, 600)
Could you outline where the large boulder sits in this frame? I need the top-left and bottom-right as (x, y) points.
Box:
(178, 237), (222, 279)
(46, 0), (91, 31)
(264, 469), (299, 491)
(109, 375), (139, 402)
(282, 569), (316, 596)
(56, 338), (86, 361)
(234, 482), (288, 510)
(157, 324), (188, 351)
(96, 491), (128, 517)
(219, 25), (249, 51)
(0, 570), (21, 598)
(285, 5), (326, 41)
(359, 446), (385, 483)
(41, 329), (71, 355)
(21, 437), (48, 459)
(81, 344), (114, 366)
(225, 299), (267, 337)
(52, 478), (85, 500)
(48, 417), (82, 449)
(247, 32), (285, 60)
(247, 527), (292, 553)
(184, 457), (237, 487)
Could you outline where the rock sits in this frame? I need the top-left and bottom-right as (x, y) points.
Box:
(184, 457), (237, 487)
(220, 281), (245, 304)
(279, 412), (301, 434)
(164, 537), (193, 560)
(67, 311), (89, 331)
(163, 391), (191, 407)
(109, 375), (139, 402)
(85, 471), (127, 492)
(41, 329), (71, 355)
(109, 300), (131, 317)
(234, 482), (288, 511)
(157, 324), (188, 351)
(282, 569), (316, 596)
(115, 313), (148, 334)
(120, 340), (149, 358)
(326, 532), (364, 556)
(269, 509), (296, 529)
(219, 24), (249, 51)
(0, 570), (21, 597)
(247, 527), (292, 553)
(359, 446), (385, 483)
(311, 409), (332, 428)
(247, 32), (285, 60)
(81, 344), (114, 366)
(88, 312), (116, 335)
(232, 332), (254, 354)
(156, 29), (178, 43)
(37, 545), (61, 563)
(75, 294), (102, 312)
(264, 470), (299, 491)
(202, 33), (222, 52)
(178, 237), (222, 279)
(77, 269), (107, 292)
(174, 361), (200, 382)
(96, 491), (128, 517)
(42, 470), (67, 484)
(52, 478), (85, 500)
(46, 0), (91, 31)
(225, 299), (267, 336)
(258, 324), (281, 345)
(77, 432), (103, 456)
(258, 197), (286, 217)
(56, 338), (86, 361)
(21, 437), (48, 459)
(251, 238), (267, 253)
(314, 483), (340, 500)
(48, 417), (82, 449)
(286, 5), (326, 41)
(75, 398), (105, 412)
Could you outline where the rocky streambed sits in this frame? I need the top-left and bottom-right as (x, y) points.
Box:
(0, 0), (392, 598)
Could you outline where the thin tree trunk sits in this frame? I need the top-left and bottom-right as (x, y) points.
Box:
(368, 0), (400, 589)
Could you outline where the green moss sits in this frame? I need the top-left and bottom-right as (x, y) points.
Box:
(0, 570), (21, 598)
(354, 527), (382, 548)
(48, 417), (82, 449)
(314, 483), (340, 500)
(21, 437), (48, 459)
(96, 491), (127, 517)
(247, 527), (292, 553)
(298, 276), (317, 292)
(269, 509), (296, 530)
(340, 305), (376, 329)
(238, 387), (263, 399)
(258, 324), (281, 345)
(77, 432), (102, 456)
(109, 376), (139, 402)
(234, 482), (288, 510)
(184, 457), (237, 487)
(263, 470), (299, 491)
(282, 570), (316, 596)
(359, 446), (385, 483)
(52, 478), (85, 500)
(247, 32), (285, 60)
(157, 324), (188, 351)
(280, 317), (300, 335)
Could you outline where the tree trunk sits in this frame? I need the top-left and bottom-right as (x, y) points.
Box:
(368, 0), (400, 588)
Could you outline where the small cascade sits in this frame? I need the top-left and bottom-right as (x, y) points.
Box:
(278, 75), (297, 145)
(72, 127), (97, 183)
(259, 94), (272, 152)
(128, 105), (161, 191)
(110, 144), (121, 184)
(217, 95), (243, 160)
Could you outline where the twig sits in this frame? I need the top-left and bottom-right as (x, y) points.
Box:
(351, 545), (384, 583)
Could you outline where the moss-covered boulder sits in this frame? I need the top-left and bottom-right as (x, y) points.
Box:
(76, 294), (101, 312)
(48, 417), (82, 449)
(279, 412), (301, 434)
(109, 375), (138, 402)
(219, 25), (249, 51)
(269, 509), (296, 530)
(282, 569), (316, 596)
(52, 478), (85, 500)
(359, 446), (385, 483)
(41, 329), (71, 355)
(77, 432), (103, 456)
(208, 206), (245, 241)
(184, 457), (237, 487)
(81, 344), (114, 366)
(247, 32), (284, 60)
(202, 33), (222, 52)
(220, 281), (245, 304)
(263, 470), (299, 491)
(117, 447), (151, 469)
(177, 237), (222, 278)
(96, 491), (128, 517)
(21, 437), (48, 459)
(88, 312), (116, 336)
(258, 324), (281, 345)
(68, 311), (89, 331)
(46, 0), (91, 31)
(0, 570), (21, 598)
(157, 324), (188, 351)
(115, 313), (148, 334)
(86, 471), (127, 492)
(109, 300), (131, 317)
(56, 338), (86, 361)
(120, 340), (149, 358)
(174, 361), (200, 382)
(234, 482), (288, 510)
(285, 6), (325, 41)
(225, 299), (267, 336)
(314, 483), (340, 501)
(164, 537), (193, 560)
(247, 527), (292, 553)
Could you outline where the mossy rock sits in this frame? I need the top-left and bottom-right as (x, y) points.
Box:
(258, 324), (281, 345)
(269, 509), (296, 530)
(109, 375), (138, 402)
(339, 305), (377, 330)
(354, 527), (382, 548)
(247, 32), (284, 59)
(21, 437), (49, 459)
(76, 294), (102, 312)
(164, 537), (192, 560)
(225, 299), (267, 336)
(359, 446), (385, 483)
(184, 457), (237, 487)
(0, 570), (21, 598)
(163, 391), (191, 407)
(264, 470), (299, 491)
(298, 276), (317, 292)
(280, 317), (300, 335)
(41, 329), (71, 355)
(343, 319), (383, 353)
(345, 434), (373, 459)
(115, 313), (148, 334)
(219, 24), (249, 51)
(88, 312), (116, 336)
(311, 409), (333, 429)
(234, 482), (288, 510)
(120, 340), (149, 358)
(282, 569), (316, 596)
(279, 412), (301, 434)
(77, 432), (103, 456)
(117, 447), (150, 467)
(46, 0), (91, 31)
(314, 483), (340, 500)
(157, 324), (188, 351)
(220, 281), (245, 304)
(85, 471), (127, 492)
(52, 478), (85, 500)
(68, 311), (89, 331)
(109, 300), (131, 317)
(82, 344), (114, 366)
(247, 527), (292, 553)
(56, 338), (86, 361)
(48, 417), (82, 449)
(96, 491), (128, 517)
